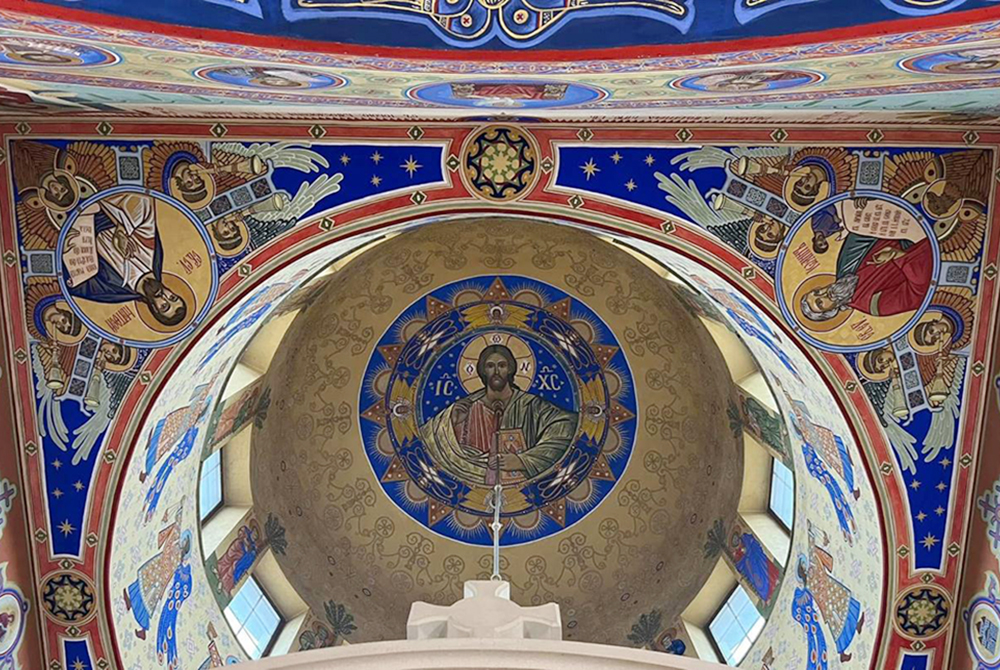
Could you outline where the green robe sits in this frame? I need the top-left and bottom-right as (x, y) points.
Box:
(419, 388), (577, 486)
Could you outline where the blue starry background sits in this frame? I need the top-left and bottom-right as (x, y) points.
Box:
(360, 275), (637, 546)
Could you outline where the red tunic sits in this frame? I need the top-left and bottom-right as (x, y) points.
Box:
(849, 238), (933, 317)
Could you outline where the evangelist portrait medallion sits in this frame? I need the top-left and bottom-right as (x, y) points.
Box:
(57, 188), (218, 347)
(775, 191), (940, 352)
(360, 276), (637, 545)
(194, 65), (346, 90)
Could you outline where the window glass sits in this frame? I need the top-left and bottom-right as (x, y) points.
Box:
(223, 576), (280, 659)
(199, 450), (223, 521)
(709, 585), (765, 665)
(769, 458), (794, 530)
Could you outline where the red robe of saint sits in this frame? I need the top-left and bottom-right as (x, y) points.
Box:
(849, 238), (932, 317)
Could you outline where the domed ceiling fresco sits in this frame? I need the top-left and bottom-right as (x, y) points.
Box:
(252, 220), (743, 644)
(0, 73), (995, 670)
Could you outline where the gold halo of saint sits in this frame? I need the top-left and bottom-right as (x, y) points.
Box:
(783, 165), (831, 213)
(748, 218), (783, 260)
(907, 310), (956, 355)
(168, 162), (216, 210)
(135, 272), (197, 334)
(791, 274), (852, 333)
(208, 216), (251, 258)
(42, 299), (88, 346)
(458, 332), (535, 394)
(922, 180), (962, 221)
(99, 340), (136, 372)
(38, 169), (80, 212)
(856, 349), (894, 382)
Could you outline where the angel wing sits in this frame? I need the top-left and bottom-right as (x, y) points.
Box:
(250, 173), (344, 223)
(212, 142), (330, 174)
(670, 146), (790, 173)
(30, 344), (70, 451)
(922, 355), (966, 463)
(65, 141), (117, 191)
(874, 378), (919, 474)
(16, 199), (58, 251)
(72, 372), (111, 465)
(883, 151), (937, 198)
(655, 171), (747, 228)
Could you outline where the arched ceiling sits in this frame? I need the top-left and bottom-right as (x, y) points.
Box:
(1, 5), (1000, 114)
(13, 0), (1000, 50)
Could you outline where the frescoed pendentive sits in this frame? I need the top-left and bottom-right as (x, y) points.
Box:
(194, 66), (346, 90)
(900, 48), (1000, 76)
(57, 188), (218, 348)
(360, 276), (637, 546)
(406, 80), (608, 109)
(0, 36), (120, 68)
(668, 69), (824, 93)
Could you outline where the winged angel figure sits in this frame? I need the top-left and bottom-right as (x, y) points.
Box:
(210, 141), (343, 249)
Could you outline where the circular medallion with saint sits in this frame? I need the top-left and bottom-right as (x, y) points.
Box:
(361, 275), (636, 545)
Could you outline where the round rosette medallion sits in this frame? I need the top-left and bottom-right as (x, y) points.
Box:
(360, 276), (637, 546)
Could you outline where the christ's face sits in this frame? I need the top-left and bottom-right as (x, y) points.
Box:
(483, 352), (511, 392)
(14, 50), (73, 64)
(257, 75), (299, 88)
(946, 58), (999, 72)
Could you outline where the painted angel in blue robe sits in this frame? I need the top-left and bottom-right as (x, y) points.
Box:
(783, 392), (858, 544)
(797, 528), (865, 663)
(143, 424), (201, 524)
(157, 555), (192, 670)
(723, 300), (798, 377)
(801, 440), (857, 544)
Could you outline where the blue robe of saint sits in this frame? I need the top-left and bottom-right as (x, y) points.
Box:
(793, 587), (828, 670)
(833, 434), (856, 495)
(65, 206), (165, 305)
(232, 534), (258, 587)
(803, 441), (856, 542)
(143, 426), (199, 523)
(735, 533), (776, 602)
(156, 562), (191, 670)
